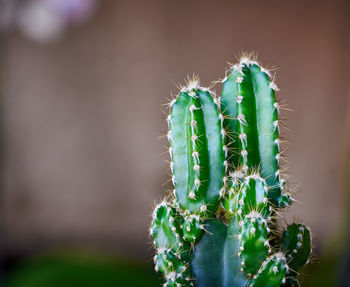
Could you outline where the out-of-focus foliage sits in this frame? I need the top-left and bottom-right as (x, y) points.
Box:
(5, 251), (161, 287)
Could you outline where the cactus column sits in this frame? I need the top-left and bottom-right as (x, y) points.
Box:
(221, 58), (291, 207)
(168, 79), (226, 216)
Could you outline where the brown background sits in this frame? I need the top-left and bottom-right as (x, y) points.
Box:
(2, 0), (350, 259)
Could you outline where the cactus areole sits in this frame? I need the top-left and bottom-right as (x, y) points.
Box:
(150, 55), (312, 287)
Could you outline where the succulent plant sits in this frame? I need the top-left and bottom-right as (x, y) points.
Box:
(150, 55), (312, 287)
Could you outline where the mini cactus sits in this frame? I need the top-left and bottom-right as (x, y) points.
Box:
(150, 54), (312, 287)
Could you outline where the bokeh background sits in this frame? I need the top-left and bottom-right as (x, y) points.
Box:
(1, 0), (350, 286)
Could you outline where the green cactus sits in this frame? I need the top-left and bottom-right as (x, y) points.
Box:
(150, 55), (312, 287)
(221, 57), (290, 207)
(282, 223), (312, 277)
(167, 79), (226, 216)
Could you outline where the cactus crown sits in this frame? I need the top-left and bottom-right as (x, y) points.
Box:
(150, 54), (312, 287)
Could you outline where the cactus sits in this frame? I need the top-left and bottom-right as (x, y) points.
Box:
(150, 55), (312, 287)
(221, 57), (290, 207)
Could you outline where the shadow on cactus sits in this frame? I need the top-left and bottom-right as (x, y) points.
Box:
(150, 54), (312, 287)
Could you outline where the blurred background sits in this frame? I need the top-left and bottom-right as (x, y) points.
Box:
(0, 0), (349, 286)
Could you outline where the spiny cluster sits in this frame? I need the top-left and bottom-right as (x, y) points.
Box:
(150, 55), (312, 287)
(151, 202), (195, 287)
(220, 172), (311, 286)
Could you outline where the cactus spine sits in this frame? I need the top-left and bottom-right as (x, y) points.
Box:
(150, 55), (312, 287)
